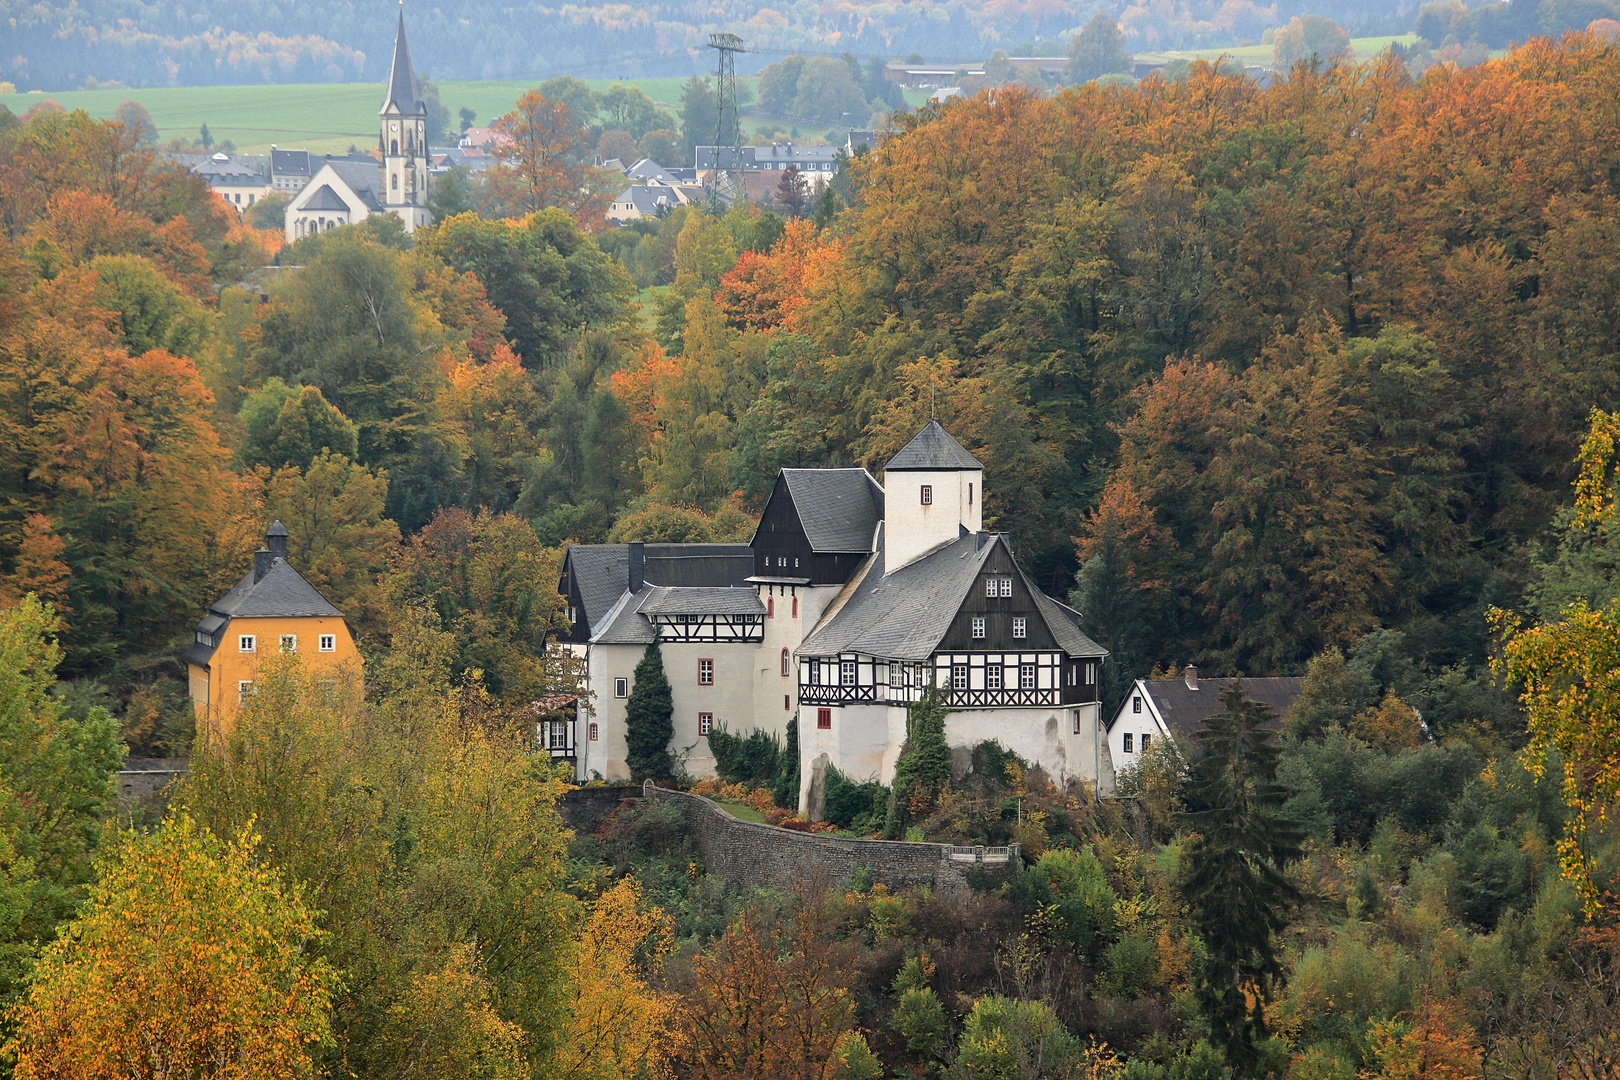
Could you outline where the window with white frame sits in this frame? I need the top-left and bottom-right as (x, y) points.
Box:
(952, 664), (968, 690)
(1142, 733), (1152, 752)
(999, 578), (1013, 597)
(699, 659), (714, 685)
(589, 722), (599, 741)
(921, 485), (933, 505)
(971, 617), (985, 639)
(238, 680), (255, 702)
(781, 648), (790, 677)
(1020, 663), (1036, 689)
(1073, 711), (1083, 734)
(987, 665), (1002, 690)
(280, 634), (297, 653)
(1086, 662), (1097, 683)
(699, 712), (713, 736)
(319, 634), (336, 652)
(889, 665), (905, 688)
(614, 677), (628, 698)
(1012, 617), (1027, 639)
(238, 634), (256, 653)
(840, 659), (856, 686)
(986, 579), (997, 598)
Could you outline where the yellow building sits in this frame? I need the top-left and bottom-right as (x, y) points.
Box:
(186, 521), (360, 736)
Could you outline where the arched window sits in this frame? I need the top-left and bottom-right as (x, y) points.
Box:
(767, 596), (775, 618)
(391, 174), (399, 190)
(391, 139), (398, 155)
(780, 648), (790, 677)
(792, 596), (799, 618)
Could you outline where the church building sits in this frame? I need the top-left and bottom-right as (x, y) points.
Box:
(285, 12), (433, 241)
(559, 421), (1110, 812)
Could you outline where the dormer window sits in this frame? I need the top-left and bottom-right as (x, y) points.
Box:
(920, 485), (933, 505)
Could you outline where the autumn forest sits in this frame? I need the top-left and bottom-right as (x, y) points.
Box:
(1, 31), (1620, 1080)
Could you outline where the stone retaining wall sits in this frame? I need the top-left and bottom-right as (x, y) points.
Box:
(557, 785), (643, 834)
(643, 783), (1016, 896)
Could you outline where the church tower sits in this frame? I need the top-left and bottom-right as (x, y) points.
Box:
(379, 9), (432, 231)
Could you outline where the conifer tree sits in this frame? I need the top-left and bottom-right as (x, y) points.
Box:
(624, 638), (674, 782)
(884, 688), (952, 838)
(1178, 682), (1305, 1075)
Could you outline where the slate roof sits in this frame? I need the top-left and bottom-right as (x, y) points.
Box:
(884, 420), (984, 471)
(301, 184), (350, 211)
(271, 148), (312, 178)
(800, 531), (1104, 661)
(322, 162), (384, 212)
(637, 587), (766, 616)
(184, 558), (345, 668)
(592, 587), (658, 644)
(1120, 677), (1305, 742)
(612, 184), (682, 218)
(779, 468), (884, 553)
(564, 544), (755, 637)
(380, 11), (422, 117)
(626, 159), (676, 182)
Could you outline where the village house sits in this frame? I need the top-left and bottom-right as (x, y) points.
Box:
(184, 522), (359, 738)
(1106, 666), (1304, 781)
(284, 11), (431, 240)
(559, 420), (1110, 813)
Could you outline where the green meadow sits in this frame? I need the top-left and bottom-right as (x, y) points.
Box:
(1136, 33), (1420, 67)
(0, 76), (725, 156)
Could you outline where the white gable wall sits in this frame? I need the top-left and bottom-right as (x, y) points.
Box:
(883, 468), (983, 571)
(1107, 680), (1173, 783)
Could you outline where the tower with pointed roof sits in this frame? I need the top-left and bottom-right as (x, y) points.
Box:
(882, 419), (985, 571)
(379, 9), (432, 231)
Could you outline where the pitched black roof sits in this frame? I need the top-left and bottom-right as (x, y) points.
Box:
(185, 556), (345, 668)
(801, 531), (1105, 661)
(380, 11), (423, 117)
(778, 468), (884, 553)
(562, 543), (755, 638)
(884, 420), (984, 472)
(1118, 677), (1305, 742)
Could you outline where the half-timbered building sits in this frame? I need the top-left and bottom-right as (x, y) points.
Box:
(558, 420), (1111, 811)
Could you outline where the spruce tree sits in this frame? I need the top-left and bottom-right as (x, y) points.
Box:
(624, 638), (674, 783)
(885, 688), (952, 838)
(1178, 682), (1305, 1076)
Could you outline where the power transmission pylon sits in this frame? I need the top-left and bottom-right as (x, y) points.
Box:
(707, 32), (743, 208)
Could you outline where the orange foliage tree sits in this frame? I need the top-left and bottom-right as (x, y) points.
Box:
(487, 91), (600, 226)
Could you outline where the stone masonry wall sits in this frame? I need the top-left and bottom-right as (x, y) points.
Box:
(557, 785), (643, 834)
(644, 783), (996, 896)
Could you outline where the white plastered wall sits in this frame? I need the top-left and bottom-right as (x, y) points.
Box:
(1106, 681), (1173, 787)
(882, 468), (983, 571)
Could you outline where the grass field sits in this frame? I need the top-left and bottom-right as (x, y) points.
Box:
(0, 76), (738, 156)
(1137, 33), (1420, 67)
(0, 38), (1419, 156)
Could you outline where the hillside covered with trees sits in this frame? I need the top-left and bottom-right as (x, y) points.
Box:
(0, 32), (1619, 1079)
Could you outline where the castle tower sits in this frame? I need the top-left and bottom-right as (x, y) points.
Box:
(881, 419), (985, 570)
(379, 9), (432, 231)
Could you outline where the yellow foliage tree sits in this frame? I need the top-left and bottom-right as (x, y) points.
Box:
(1492, 409), (1620, 913)
(8, 814), (336, 1079)
(1350, 690), (1422, 750)
(550, 877), (678, 1080)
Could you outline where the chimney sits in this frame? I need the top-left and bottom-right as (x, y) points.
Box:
(1184, 664), (1199, 691)
(253, 548), (274, 583)
(627, 541), (645, 594)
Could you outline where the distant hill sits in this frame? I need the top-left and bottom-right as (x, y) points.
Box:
(4, 0), (1419, 92)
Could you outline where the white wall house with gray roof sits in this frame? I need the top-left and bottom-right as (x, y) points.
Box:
(557, 421), (1111, 812)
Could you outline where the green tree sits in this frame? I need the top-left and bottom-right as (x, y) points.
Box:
(418, 73), (452, 145)
(110, 100), (156, 144)
(1066, 13), (1133, 83)
(758, 57), (806, 115)
(792, 57), (868, 125)
(246, 190), (291, 230)
(241, 383), (359, 472)
(945, 996), (1090, 1080)
(625, 638), (674, 782)
(599, 83), (669, 139)
(8, 815), (337, 1079)
(0, 595), (123, 1014)
(88, 254), (210, 357)
(427, 165), (475, 221)
(538, 76), (599, 128)
(1179, 682), (1306, 1075)
(885, 688), (952, 838)
(1272, 15), (1351, 67)
(679, 77), (730, 162)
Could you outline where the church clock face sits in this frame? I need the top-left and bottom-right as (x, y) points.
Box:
(390, 121), (399, 132)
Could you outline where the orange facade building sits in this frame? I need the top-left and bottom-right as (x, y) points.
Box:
(186, 521), (360, 735)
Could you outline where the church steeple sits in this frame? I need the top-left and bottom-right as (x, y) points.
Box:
(378, 6), (431, 224)
(379, 9), (423, 118)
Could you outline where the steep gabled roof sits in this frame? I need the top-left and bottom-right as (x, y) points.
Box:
(779, 468), (885, 553)
(801, 531), (1106, 661)
(1117, 677), (1304, 742)
(301, 184), (350, 211)
(637, 586), (766, 616)
(379, 11), (423, 117)
(884, 420), (983, 472)
(211, 561), (344, 620)
(563, 543), (755, 638)
(322, 162), (385, 212)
